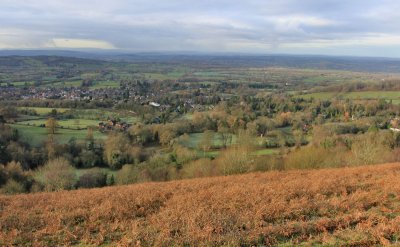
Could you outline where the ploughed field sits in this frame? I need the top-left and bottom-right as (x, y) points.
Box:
(1, 164), (400, 246)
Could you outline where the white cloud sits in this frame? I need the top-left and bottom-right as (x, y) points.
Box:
(46, 38), (115, 49)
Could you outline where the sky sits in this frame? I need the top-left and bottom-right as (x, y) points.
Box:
(1, 0), (400, 57)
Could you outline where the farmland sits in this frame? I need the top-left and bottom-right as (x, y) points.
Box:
(1, 163), (400, 246)
(17, 107), (69, 115)
(9, 124), (106, 146)
(2, 55), (400, 247)
(17, 118), (100, 129)
(297, 91), (400, 103)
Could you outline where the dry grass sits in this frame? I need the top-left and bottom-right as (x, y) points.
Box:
(1, 163), (400, 246)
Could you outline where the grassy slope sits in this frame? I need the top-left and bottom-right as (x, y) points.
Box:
(1, 164), (400, 246)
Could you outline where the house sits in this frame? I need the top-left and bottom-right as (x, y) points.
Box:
(98, 120), (131, 132)
(149, 102), (160, 107)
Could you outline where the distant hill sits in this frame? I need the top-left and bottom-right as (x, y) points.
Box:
(0, 55), (108, 67)
(1, 163), (399, 246)
(1, 50), (400, 72)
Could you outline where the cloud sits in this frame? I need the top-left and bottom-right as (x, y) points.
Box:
(46, 38), (115, 49)
(1, 0), (400, 56)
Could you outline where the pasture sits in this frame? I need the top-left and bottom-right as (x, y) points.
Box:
(179, 132), (237, 149)
(298, 91), (400, 103)
(18, 107), (70, 115)
(10, 124), (106, 146)
(17, 118), (100, 129)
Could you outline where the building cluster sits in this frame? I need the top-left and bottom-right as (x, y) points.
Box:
(98, 119), (132, 132)
(0, 85), (152, 102)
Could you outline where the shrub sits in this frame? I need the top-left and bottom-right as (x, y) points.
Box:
(252, 156), (284, 172)
(104, 133), (131, 169)
(4, 161), (25, 182)
(143, 154), (175, 181)
(0, 161), (32, 193)
(116, 164), (142, 185)
(1, 179), (26, 194)
(79, 150), (100, 168)
(0, 164), (7, 186)
(174, 145), (197, 165)
(77, 169), (107, 188)
(350, 132), (393, 166)
(38, 157), (77, 191)
(284, 146), (333, 170)
(181, 158), (215, 179)
(214, 147), (252, 175)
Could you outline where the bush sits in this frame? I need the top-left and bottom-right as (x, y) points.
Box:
(4, 161), (25, 182)
(0, 164), (7, 186)
(77, 169), (107, 188)
(284, 146), (335, 170)
(214, 147), (252, 175)
(181, 158), (215, 179)
(174, 145), (197, 165)
(1, 179), (26, 194)
(38, 158), (77, 191)
(116, 164), (143, 185)
(0, 161), (32, 194)
(350, 132), (393, 166)
(252, 156), (284, 172)
(143, 154), (175, 182)
(79, 150), (101, 168)
(104, 133), (131, 169)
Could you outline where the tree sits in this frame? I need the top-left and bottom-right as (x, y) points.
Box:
(0, 161), (32, 194)
(218, 126), (232, 149)
(0, 115), (5, 125)
(86, 127), (94, 150)
(215, 147), (251, 175)
(159, 127), (176, 146)
(1, 179), (26, 194)
(45, 117), (58, 135)
(293, 129), (304, 148)
(237, 129), (256, 152)
(198, 130), (213, 156)
(74, 119), (80, 129)
(77, 168), (107, 188)
(38, 157), (77, 191)
(50, 109), (58, 117)
(104, 133), (130, 169)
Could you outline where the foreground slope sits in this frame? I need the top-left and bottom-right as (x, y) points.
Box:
(1, 164), (400, 246)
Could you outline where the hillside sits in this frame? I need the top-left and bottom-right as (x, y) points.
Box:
(1, 164), (400, 246)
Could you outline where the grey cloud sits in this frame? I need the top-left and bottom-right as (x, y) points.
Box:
(1, 0), (400, 56)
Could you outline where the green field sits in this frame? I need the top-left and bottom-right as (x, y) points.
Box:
(297, 91), (400, 103)
(17, 118), (100, 129)
(89, 80), (120, 89)
(17, 108), (139, 124)
(18, 107), (70, 115)
(10, 124), (106, 146)
(180, 132), (237, 149)
(7, 81), (35, 87)
(50, 80), (82, 87)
